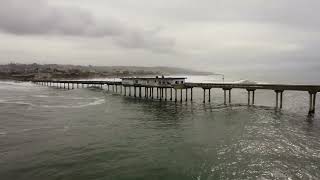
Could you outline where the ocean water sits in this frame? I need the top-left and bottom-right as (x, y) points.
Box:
(0, 77), (320, 180)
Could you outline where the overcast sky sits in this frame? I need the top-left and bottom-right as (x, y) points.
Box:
(0, 0), (319, 75)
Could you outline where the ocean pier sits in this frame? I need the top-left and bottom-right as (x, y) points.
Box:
(32, 77), (319, 115)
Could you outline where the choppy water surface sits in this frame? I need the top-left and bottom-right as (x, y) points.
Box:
(0, 80), (320, 180)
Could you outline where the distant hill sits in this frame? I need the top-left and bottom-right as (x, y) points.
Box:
(91, 66), (214, 75)
(0, 63), (214, 81)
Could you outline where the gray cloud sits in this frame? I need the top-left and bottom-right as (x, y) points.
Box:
(0, 0), (320, 82)
(120, 0), (320, 28)
(0, 0), (175, 52)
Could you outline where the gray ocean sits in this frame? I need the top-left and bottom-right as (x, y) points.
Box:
(0, 76), (320, 180)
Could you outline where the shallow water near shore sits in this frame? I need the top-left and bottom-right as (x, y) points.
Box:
(0, 79), (320, 179)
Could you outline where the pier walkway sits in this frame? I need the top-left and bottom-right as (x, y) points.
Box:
(32, 80), (319, 115)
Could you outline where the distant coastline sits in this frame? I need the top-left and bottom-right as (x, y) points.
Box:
(0, 63), (215, 81)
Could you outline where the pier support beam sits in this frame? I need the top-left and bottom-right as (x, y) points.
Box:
(314, 93), (317, 113)
(185, 88), (188, 102)
(308, 92), (317, 114)
(170, 88), (172, 101)
(145, 87), (148, 99)
(151, 88), (154, 99)
(280, 91), (283, 109)
(247, 90), (250, 105)
(134, 87), (136, 97)
(274, 90), (284, 109)
(139, 87), (142, 98)
(208, 89), (211, 102)
(124, 86), (127, 96)
(247, 89), (256, 106)
(252, 90), (255, 105)
(165, 88), (167, 101)
(191, 88), (193, 101)
(156, 88), (159, 99)
(175, 89), (177, 102)
(229, 89), (232, 104)
(161, 88), (164, 99)
(203, 88), (206, 103)
(180, 89), (183, 102)
(224, 90), (227, 105)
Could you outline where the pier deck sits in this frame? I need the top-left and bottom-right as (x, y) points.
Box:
(32, 80), (319, 115)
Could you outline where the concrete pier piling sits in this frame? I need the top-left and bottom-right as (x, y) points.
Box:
(161, 88), (164, 99)
(248, 90), (250, 105)
(203, 88), (206, 103)
(252, 90), (255, 105)
(224, 90), (227, 105)
(185, 88), (188, 102)
(191, 88), (193, 101)
(309, 92), (317, 114)
(275, 90), (284, 109)
(151, 88), (154, 99)
(247, 89), (256, 106)
(175, 89), (177, 102)
(165, 88), (167, 101)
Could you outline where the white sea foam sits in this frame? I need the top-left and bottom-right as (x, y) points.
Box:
(41, 99), (105, 108)
(70, 97), (100, 100)
(32, 95), (49, 98)
(0, 101), (35, 106)
(0, 81), (37, 91)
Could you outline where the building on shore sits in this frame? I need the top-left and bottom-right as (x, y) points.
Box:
(121, 76), (186, 87)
